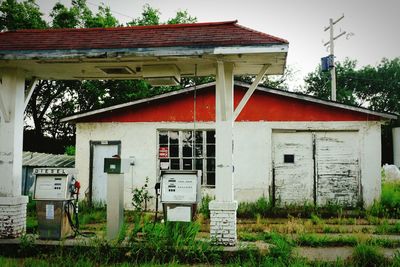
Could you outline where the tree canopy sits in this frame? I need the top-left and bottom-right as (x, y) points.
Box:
(0, 0), (198, 153)
(304, 57), (400, 116)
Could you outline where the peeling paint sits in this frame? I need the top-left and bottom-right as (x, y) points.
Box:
(272, 131), (360, 207)
(316, 132), (360, 206)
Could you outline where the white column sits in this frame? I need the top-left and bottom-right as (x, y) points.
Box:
(209, 62), (238, 246)
(0, 68), (28, 238)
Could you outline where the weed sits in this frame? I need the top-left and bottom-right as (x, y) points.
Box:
(310, 213), (322, 225)
(392, 251), (400, 267)
(295, 234), (357, 247)
(26, 216), (38, 234)
(131, 177), (153, 212)
(79, 208), (106, 225)
(18, 234), (37, 256)
(128, 213), (221, 264)
(352, 244), (386, 267)
(117, 222), (128, 243)
(375, 219), (390, 234)
(27, 196), (36, 216)
(198, 194), (213, 218)
(238, 232), (262, 242)
(237, 197), (271, 218)
(264, 232), (294, 264)
(64, 145), (76, 156)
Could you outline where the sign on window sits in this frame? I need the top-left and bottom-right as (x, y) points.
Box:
(159, 147), (168, 158)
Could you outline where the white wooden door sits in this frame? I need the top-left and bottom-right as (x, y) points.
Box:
(315, 132), (360, 206)
(92, 144), (119, 204)
(272, 132), (314, 205)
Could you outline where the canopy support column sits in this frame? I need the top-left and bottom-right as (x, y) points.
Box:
(0, 68), (28, 238)
(209, 61), (238, 246)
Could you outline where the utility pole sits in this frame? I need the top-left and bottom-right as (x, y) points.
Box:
(324, 14), (346, 101)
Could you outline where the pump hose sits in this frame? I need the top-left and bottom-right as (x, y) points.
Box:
(154, 189), (159, 225)
(64, 200), (96, 238)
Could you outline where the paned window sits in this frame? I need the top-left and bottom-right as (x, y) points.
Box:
(158, 130), (216, 187)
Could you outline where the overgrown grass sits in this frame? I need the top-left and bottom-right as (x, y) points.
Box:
(368, 181), (400, 218)
(352, 244), (387, 267)
(128, 213), (221, 264)
(233, 180), (400, 220)
(76, 200), (107, 222)
(236, 197), (363, 219)
(295, 233), (400, 248)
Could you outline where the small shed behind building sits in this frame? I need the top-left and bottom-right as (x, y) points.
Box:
(22, 151), (75, 195)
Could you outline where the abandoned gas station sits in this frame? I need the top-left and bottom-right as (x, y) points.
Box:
(0, 21), (394, 245)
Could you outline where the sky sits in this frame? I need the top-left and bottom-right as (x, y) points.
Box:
(35, 0), (400, 89)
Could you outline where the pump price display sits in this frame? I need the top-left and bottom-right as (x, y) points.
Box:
(161, 174), (197, 204)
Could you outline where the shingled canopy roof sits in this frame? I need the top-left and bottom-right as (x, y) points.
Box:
(0, 21), (287, 52)
(0, 21), (289, 80)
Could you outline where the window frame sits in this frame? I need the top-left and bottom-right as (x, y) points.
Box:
(157, 129), (215, 188)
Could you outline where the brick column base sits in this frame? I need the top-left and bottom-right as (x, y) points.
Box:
(209, 200), (238, 246)
(0, 196), (28, 238)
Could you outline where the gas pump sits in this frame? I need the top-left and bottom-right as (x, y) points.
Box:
(33, 168), (80, 240)
(159, 170), (201, 222)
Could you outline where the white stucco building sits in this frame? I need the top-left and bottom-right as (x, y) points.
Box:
(63, 81), (396, 209)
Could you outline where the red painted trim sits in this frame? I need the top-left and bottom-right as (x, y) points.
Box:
(79, 86), (380, 123)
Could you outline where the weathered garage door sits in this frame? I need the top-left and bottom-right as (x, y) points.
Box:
(315, 132), (360, 206)
(272, 132), (314, 205)
(272, 131), (360, 206)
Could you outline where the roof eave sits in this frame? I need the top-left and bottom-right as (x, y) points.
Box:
(0, 44), (288, 61)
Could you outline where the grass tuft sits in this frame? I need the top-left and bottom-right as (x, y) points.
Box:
(352, 244), (386, 267)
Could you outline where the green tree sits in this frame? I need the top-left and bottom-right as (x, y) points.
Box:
(127, 4), (160, 26)
(304, 57), (400, 114)
(167, 10), (197, 24)
(0, 1), (198, 153)
(50, 0), (119, 29)
(0, 0), (47, 30)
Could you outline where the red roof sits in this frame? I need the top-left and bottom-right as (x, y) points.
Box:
(0, 21), (288, 51)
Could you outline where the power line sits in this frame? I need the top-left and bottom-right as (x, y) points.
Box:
(86, 1), (135, 20)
